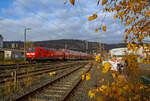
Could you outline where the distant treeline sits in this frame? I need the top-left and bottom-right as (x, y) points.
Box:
(3, 39), (128, 52)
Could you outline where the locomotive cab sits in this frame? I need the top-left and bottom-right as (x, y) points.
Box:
(26, 48), (36, 60)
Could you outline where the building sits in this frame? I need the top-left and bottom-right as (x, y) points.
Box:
(0, 35), (3, 48)
(109, 48), (127, 57)
(109, 47), (149, 58)
(3, 41), (24, 49)
(4, 50), (24, 60)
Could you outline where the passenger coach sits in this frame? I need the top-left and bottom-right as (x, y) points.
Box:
(26, 46), (93, 61)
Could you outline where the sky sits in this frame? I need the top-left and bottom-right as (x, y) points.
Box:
(0, 0), (126, 43)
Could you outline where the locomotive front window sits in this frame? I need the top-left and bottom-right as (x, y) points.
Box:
(28, 48), (36, 52)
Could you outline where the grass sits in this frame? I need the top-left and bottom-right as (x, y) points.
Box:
(0, 58), (26, 65)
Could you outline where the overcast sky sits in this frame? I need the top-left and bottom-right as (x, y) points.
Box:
(0, 0), (126, 43)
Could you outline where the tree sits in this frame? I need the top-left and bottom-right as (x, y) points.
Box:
(70, 0), (150, 44)
(69, 0), (150, 101)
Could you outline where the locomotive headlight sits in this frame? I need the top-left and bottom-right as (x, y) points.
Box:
(31, 53), (35, 55)
(26, 53), (30, 55)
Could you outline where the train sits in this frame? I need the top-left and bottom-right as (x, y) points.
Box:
(26, 46), (93, 61)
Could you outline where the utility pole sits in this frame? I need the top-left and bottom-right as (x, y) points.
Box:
(24, 28), (31, 61)
(85, 40), (88, 53)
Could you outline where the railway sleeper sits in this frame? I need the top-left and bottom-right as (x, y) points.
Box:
(13, 63), (92, 101)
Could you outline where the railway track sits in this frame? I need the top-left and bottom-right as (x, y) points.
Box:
(12, 62), (93, 101)
(0, 62), (86, 84)
(0, 61), (67, 70)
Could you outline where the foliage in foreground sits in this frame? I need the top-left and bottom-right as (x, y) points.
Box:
(69, 0), (150, 101)
(89, 54), (150, 101)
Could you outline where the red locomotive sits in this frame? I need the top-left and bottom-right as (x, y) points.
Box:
(26, 46), (93, 60)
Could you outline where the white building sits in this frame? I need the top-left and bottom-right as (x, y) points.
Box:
(0, 35), (3, 48)
(109, 48), (127, 57)
(109, 47), (148, 57)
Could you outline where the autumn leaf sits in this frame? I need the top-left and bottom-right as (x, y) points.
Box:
(102, 0), (108, 5)
(88, 16), (94, 21)
(102, 62), (111, 73)
(99, 85), (107, 92)
(49, 72), (56, 76)
(81, 74), (85, 80)
(81, 72), (85, 80)
(113, 15), (117, 19)
(93, 14), (98, 18)
(97, 65), (101, 69)
(99, 78), (104, 83)
(108, 8), (112, 12)
(117, 75), (124, 81)
(112, 72), (116, 78)
(102, 26), (107, 31)
(86, 72), (91, 80)
(95, 55), (100, 62)
(88, 13), (98, 21)
(95, 28), (99, 32)
(70, 0), (75, 5)
(88, 90), (95, 99)
(145, 10), (150, 17)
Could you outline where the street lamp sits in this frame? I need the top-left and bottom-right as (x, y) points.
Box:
(24, 28), (31, 61)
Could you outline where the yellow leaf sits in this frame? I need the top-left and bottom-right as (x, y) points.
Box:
(88, 90), (95, 99)
(117, 75), (124, 81)
(102, 0), (108, 5)
(81, 72), (85, 80)
(49, 72), (56, 76)
(95, 28), (99, 32)
(88, 16), (94, 21)
(148, 44), (150, 49)
(97, 0), (100, 6)
(70, 0), (75, 5)
(99, 78), (104, 83)
(95, 55), (100, 62)
(125, 18), (133, 26)
(112, 72), (116, 78)
(99, 85), (107, 92)
(97, 65), (101, 69)
(102, 62), (111, 73)
(113, 15), (117, 19)
(108, 8), (112, 12)
(86, 72), (91, 80)
(102, 26), (107, 31)
(102, 9), (105, 13)
(127, 43), (131, 50)
(93, 13), (98, 19)
(88, 14), (98, 21)
(81, 74), (85, 80)
(125, 22), (129, 26)
(145, 10), (150, 17)
(143, 44), (147, 48)
(118, 11), (125, 16)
